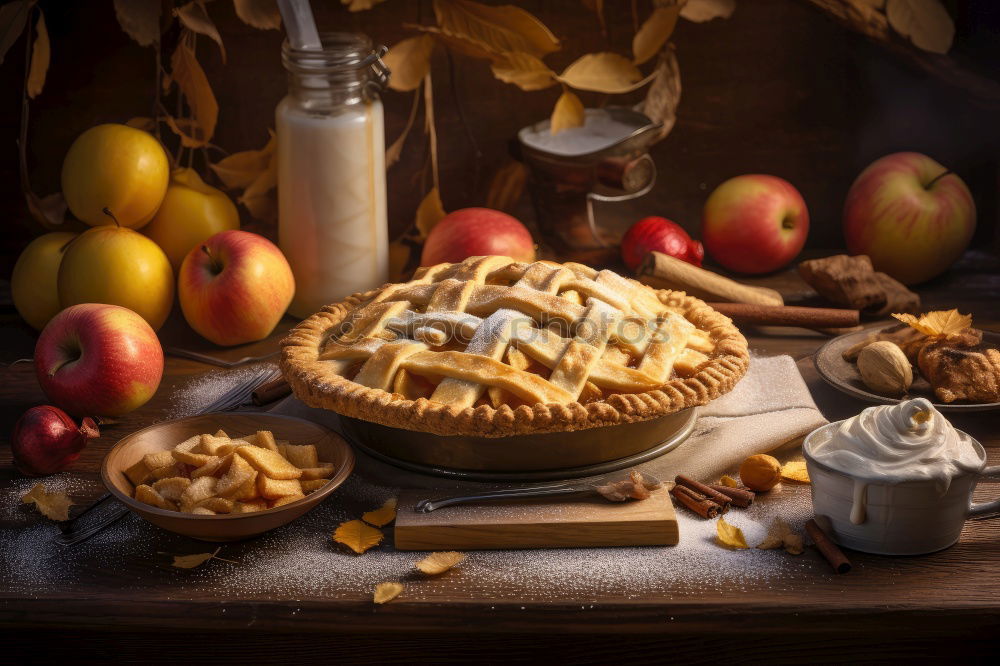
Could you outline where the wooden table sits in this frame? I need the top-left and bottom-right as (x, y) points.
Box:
(2, 253), (999, 663)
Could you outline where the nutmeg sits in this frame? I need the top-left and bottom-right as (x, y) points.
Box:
(857, 341), (913, 396)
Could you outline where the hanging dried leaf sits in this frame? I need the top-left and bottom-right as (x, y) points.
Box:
(780, 461), (811, 484)
(490, 51), (556, 91)
(886, 0), (954, 54)
(172, 547), (221, 568)
(362, 498), (398, 527)
(240, 190), (276, 222)
(433, 0), (560, 59)
(415, 187), (447, 239)
(22, 483), (72, 521)
(386, 87), (422, 168)
(212, 132), (275, 189)
(486, 160), (527, 211)
(26, 10), (49, 98)
(113, 0), (161, 47)
(342, 0), (386, 11)
(126, 116), (158, 132)
(632, 6), (679, 66)
(175, 2), (226, 63)
(408, 25), (495, 60)
(415, 551), (466, 575)
(634, 46), (681, 141)
(333, 519), (384, 554)
(169, 37), (219, 146)
(550, 88), (584, 135)
(715, 516), (749, 549)
(374, 581), (404, 604)
(238, 155), (277, 221)
(233, 0), (281, 30)
(0, 1), (30, 65)
(24, 191), (68, 229)
(679, 0), (735, 23)
(384, 35), (435, 92)
(558, 52), (650, 94)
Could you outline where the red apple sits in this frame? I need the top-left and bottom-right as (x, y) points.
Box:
(843, 152), (975, 285)
(621, 216), (704, 271)
(701, 175), (809, 274)
(35, 304), (164, 417)
(420, 208), (536, 266)
(178, 230), (295, 346)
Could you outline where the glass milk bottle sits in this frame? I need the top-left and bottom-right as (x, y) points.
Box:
(277, 33), (389, 318)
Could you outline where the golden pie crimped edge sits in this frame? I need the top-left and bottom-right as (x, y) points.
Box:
(279, 287), (749, 438)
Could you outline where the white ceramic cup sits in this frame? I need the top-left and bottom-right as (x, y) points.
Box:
(803, 420), (1000, 555)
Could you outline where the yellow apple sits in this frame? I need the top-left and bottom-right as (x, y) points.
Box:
(142, 168), (240, 271)
(58, 225), (175, 330)
(11, 232), (77, 330)
(61, 124), (170, 229)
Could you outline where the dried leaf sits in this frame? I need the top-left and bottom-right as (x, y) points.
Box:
(780, 461), (811, 484)
(239, 191), (276, 222)
(386, 87), (422, 168)
(385, 35), (435, 92)
(892, 309), (972, 338)
(632, 6), (679, 66)
(433, 0), (559, 58)
(333, 519), (384, 554)
(26, 11), (49, 99)
(126, 116), (158, 132)
(175, 2), (226, 63)
(0, 1), (30, 65)
(113, 0), (161, 47)
(342, 0), (386, 11)
(22, 483), (72, 521)
(169, 38), (218, 146)
(172, 547), (221, 568)
(374, 581), (404, 604)
(550, 88), (584, 135)
(415, 187), (447, 239)
(719, 474), (738, 488)
(238, 154), (277, 221)
(362, 498), (398, 527)
(415, 551), (466, 575)
(24, 191), (68, 229)
(486, 160), (527, 211)
(756, 518), (803, 555)
(634, 46), (680, 141)
(558, 52), (651, 94)
(715, 516), (748, 550)
(679, 0), (736, 23)
(490, 51), (556, 91)
(233, 0), (281, 30)
(409, 24), (495, 60)
(211, 131), (275, 189)
(424, 73), (439, 189)
(886, 0), (954, 54)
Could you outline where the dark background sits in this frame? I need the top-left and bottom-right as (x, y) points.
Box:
(2, 0), (999, 275)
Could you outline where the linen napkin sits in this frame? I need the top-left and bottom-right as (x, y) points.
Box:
(270, 354), (826, 488)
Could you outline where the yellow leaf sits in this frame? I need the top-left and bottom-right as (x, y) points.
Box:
(415, 187), (447, 239)
(233, 0), (281, 30)
(415, 551), (465, 575)
(680, 0), (736, 23)
(386, 87), (422, 168)
(384, 35), (436, 92)
(715, 516), (748, 550)
(342, 0), (386, 11)
(333, 519), (384, 554)
(490, 51), (556, 91)
(433, 0), (559, 58)
(632, 6), (678, 66)
(27, 11), (49, 99)
(0, 1), (30, 65)
(362, 498), (398, 527)
(211, 132), (275, 189)
(886, 0), (954, 54)
(175, 2), (225, 62)
(486, 160), (527, 211)
(169, 38), (218, 146)
(558, 52), (651, 94)
(239, 152), (277, 201)
(892, 309), (972, 338)
(113, 0), (161, 48)
(125, 116), (157, 132)
(22, 483), (72, 521)
(172, 547), (221, 569)
(719, 474), (738, 488)
(634, 47), (681, 141)
(374, 581), (404, 604)
(240, 191), (276, 222)
(780, 461), (811, 484)
(549, 89), (584, 135)
(410, 25), (495, 60)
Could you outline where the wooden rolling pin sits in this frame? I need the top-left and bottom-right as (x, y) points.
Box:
(706, 302), (860, 328)
(637, 251), (784, 306)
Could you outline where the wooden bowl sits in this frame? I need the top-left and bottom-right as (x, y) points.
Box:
(101, 412), (355, 542)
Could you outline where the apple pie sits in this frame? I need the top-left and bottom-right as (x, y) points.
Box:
(280, 256), (749, 437)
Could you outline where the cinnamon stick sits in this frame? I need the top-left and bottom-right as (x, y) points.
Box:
(805, 519), (852, 574)
(669, 485), (722, 519)
(708, 484), (755, 508)
(675, 475), (732, 511)
(252, 377), (291, 406)
(637, 251), (784, 306)
(705, 303), (860, 329)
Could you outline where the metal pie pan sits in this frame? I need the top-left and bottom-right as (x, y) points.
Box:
(338, 408), (697, 481)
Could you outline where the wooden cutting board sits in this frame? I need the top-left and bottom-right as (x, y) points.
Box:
(394, 487), (678, 550)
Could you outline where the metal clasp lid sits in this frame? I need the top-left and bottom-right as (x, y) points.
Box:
(364, 45), (390, 98)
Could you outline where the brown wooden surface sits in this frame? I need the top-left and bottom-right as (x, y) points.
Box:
(1, 253), (999, 662)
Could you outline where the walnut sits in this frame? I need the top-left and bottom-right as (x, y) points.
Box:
(857, 341), (913, 396)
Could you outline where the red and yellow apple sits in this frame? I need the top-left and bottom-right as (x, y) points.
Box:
(178, 230), (295, 346)
(57, 223), (175, 331)
(11, 232), (77, 330)
(61, 123), (170, 229)
(843, 152), (976, 285)
(420, 208), (536, 266)
(35, 304), (164, 417)
(701, 175), (809, 274)
(142, 167), (240, 272)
